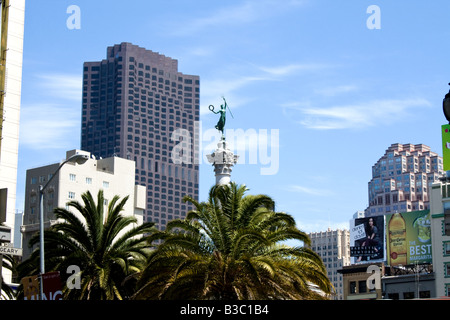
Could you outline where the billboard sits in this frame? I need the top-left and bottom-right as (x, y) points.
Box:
(22, 275), (39, 300)
(442, 124), (450, 171)
(22, 272), (62, 300)
(386, 210), (432, 266)
(42, 271), (63, 300)
(350, 216), (386, 264)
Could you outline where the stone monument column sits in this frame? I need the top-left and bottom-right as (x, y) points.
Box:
(207, 136), (239, 185)
(207, 97), (238, 185)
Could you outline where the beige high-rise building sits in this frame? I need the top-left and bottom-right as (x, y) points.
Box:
(365, 143), (443, 217)
(308, 228), (350, 300)
(21, 150), (146, 260)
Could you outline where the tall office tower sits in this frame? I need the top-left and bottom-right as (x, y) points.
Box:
(365, 143), (444, 217)
(81, 43), (200, 230)
(308, 228), (351, 300)
(0, 0), (25, 286)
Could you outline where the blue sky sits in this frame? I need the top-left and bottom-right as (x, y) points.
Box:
(16, 0), (450, 233)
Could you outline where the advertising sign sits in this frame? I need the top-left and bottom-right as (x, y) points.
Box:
(350, 215), (385, 264)
(386, 210), (432, 266)
(442, 124), (450, 171)
(22, 275), (40, 300)
(22, 272), (63, 300)
(42, 271), (63, 300)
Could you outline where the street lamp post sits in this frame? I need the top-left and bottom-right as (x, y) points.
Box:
(38, 153), (88, 300)
(443, 83), (450, 124)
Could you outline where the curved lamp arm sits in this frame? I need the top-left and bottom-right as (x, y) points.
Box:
(39, 154), (89, 194)
(38, 153), (88, 299)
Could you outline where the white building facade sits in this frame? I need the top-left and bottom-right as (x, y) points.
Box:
(0, 0), (25, 285)
(21, 150), (145, 259)
(429, 179), (450, 297)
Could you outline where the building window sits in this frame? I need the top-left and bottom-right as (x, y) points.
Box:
(68, 192), (75, 199)
(69, 174), (76, 181)
(403, 292), (415, 299)
(358, 280), (367, 293)
(31, 177), (37, 184)
(445, 263), (450, 278)
(349, 281), (356, 294)
(388, 293), (399, 300)
(103, 181), (110, 188)
(443, 241), (450, 256)
(86, 177), (92, 184)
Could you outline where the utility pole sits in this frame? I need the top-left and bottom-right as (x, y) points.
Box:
(0, 0), (9, 156)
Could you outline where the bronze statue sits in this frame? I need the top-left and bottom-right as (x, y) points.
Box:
(209, 97), (233, 135)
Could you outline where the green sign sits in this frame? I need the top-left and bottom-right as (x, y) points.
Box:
(386, 210), (432, 266)
(442, 124), (450, 171)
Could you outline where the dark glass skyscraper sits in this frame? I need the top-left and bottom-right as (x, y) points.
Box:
(81, 42), (200, 230)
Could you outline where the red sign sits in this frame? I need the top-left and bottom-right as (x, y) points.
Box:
(42, 271), (63, 300)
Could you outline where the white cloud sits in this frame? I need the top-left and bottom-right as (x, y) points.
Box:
(169, 0), (307, 36)
(258, 63), (328, 76)
(314, 85), (358, 97)
(286, 184), (333, 196)
(187, 46), (216, 57)
(200, 76), (270, 115)
(290, 98), (431, 130)
(19, 103), (80, 149)
(19, 73), (82, 149)
(36, 73), (82, 101)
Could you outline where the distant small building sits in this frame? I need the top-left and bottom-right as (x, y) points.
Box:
(21, 149), (146, 260)
(382, 264), (435, 299)
(338, 263), (384, 300)
(308, 228), (350, 300)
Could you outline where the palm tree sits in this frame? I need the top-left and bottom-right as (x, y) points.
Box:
(17, 190), (157, 300)
(133, 182), (332, 300)
(0, 224), (15, 300)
